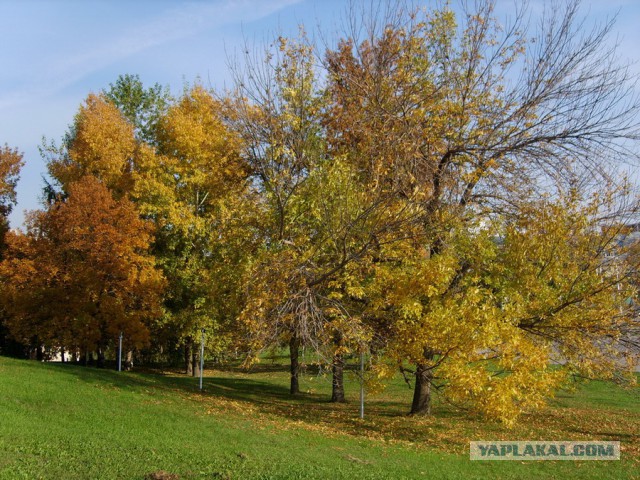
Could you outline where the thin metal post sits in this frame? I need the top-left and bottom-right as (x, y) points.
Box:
(118, 332), (123, 372)
(360, 350), (365, 419)
(199, 329), (205, 391)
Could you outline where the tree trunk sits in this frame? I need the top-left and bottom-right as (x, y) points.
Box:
(96, 348), (106, 368)
(192, 350), (200, 378)
(331, 353), (346, 403)
(184, 337), (193, 375)
(125, 350), (133, 371)
(410, 363), (434, 415)
(60, 347), (65, 363)
(289, 335), (300, 395)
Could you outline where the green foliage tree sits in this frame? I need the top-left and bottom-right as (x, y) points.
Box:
(103, 73), (171, 144)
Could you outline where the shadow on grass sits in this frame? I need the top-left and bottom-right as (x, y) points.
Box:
(25, 358), (640, 457)
(29, 359), (484, 447)
(41, 360), (198, 395)
(205, 377), (306, 407)
(40, 359), (318, 404)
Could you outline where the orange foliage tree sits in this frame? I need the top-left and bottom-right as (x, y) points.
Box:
(0, 176), (164, 364)
(44, 85), (250, 372)
(0, 144), (24, 356)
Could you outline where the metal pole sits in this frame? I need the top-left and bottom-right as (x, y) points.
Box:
(118, 332), (123, 372)
(199, 329), (205, 391)
(360, 350), (365, 419)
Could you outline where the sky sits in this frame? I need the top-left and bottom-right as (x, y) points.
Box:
(1, 0), (640, 228)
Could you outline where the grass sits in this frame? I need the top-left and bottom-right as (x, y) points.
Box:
(0, 356), (638, 479)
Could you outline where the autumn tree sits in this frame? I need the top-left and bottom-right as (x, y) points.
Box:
(137, 85), (248, 375)
(42, 83), (248, 372)
(229, 34), (334, 395)
(230, 33), (416, 399)
(324, 0), (640, 419)
(0, 176), (164, 365)
(364, 191), (639, 424)
(0, 145), (24, 250)
(0, 145), (24, 357)
(227, 33), (328, 394)
(46, 93), (138, 197)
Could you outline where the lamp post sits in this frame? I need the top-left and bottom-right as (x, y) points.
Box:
(118, 332), (123, 372)
(199, 328), (205, 391)
(360, 348), (365, 419)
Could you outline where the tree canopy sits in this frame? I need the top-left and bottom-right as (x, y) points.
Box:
(1, 0), (639, 425)
(0, 176), (164, 363)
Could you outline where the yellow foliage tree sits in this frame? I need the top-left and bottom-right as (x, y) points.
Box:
(324, 0), (640, 420)
(132, 85), (249, 375)
(48, 94), (137, 196)
(370, 192), (638, 424)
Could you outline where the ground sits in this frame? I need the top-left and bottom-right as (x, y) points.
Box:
(0, 356), (637, 479)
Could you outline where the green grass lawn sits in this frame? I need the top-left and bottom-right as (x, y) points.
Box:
(0, 356), (638, 479)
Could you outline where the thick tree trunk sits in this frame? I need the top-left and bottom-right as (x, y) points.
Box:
(192, 351), (200, 378)
(96, 348), (106, 368)
(289, 335), (300, 395)
(60, 347), (65, 363)
(184, 337), (193, 375)
(410, 363), (434, 415)
(125, 350), (133, 371)
(331, 353), (346, 403)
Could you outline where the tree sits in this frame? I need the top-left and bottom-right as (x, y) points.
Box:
(0, 176), (164, 365)
(43, 82), (249, 372)
(323, 0), (640, 419)
(229, 31), (420, 400)
(0, 144), (24, 357)
(0, 145), (23, 214)
(133, 85), (249, 375)
(0, 145), (24, 246)
(230, 34), (381, 397)
(229, 33), (330, 394)
(103, 73), (171, 144)
(47, 94), (138, 197)
(365, 190), (638, 424)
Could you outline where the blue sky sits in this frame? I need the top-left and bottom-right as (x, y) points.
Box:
(1, 0), (639, 228)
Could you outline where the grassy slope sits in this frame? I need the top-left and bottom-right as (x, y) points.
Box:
(0, 357), (637, 480)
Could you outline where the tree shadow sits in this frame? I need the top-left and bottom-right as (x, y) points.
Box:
(209, 376), (291, 396)
(38, 358), (466, 447)
(34, 359), (640, 457)
(42, 361), (195, 394)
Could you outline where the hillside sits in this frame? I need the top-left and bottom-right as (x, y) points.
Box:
(0, 357), (638, 479)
